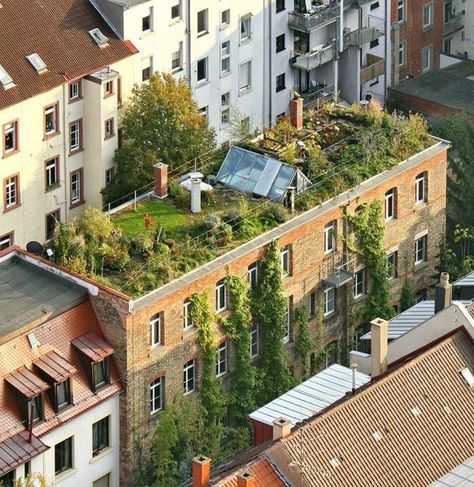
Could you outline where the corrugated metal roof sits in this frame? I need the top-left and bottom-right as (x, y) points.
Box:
(0, 431), (48, 475)
(454, 271), (474, 287)
(249, 364), (370, 427)
(431, 456), (474, 486)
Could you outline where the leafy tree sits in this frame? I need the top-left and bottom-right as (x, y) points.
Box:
(252, 241), (293, 405)
(109, 73), (216, 197)
(400, 280), (415, 312)
(436, 226), (474, 281)
(294, 306), (314, 378)
(152, 407), (179, 486)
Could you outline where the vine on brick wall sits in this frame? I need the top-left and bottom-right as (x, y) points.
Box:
(190, 292), (226, 425)
(252, 240), (293, 405)
(221, 275), (256, 426)
(294, 306), (314, 378)
(347, 201), (394, 322)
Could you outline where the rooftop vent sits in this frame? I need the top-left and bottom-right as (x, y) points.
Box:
(0, 64), (15, 90)
(26, 53), (48, 74)
(460, 367), (474, 388)
(330, 457), (341, 469)
(88, 28), (109, 48)
(27, 332), (40, 349)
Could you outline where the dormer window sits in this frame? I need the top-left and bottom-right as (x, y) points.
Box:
(29, 395), (43, 423)
(26, 53), (47, 74)
(55, 380), (70, 409)
(93, 359), (109, 391)
(88, 28), (109, 48)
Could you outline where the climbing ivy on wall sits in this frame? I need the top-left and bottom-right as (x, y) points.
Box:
(294, 306), (314, 378)
(347, 201), (395, 322)
(221, 275), (256, 426)
(252, 240), (293, 405)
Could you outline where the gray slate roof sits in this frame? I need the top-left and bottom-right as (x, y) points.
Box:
(431, 456), (474, 486)
(0, 256), (86, 339)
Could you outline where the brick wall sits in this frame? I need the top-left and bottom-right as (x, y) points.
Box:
(92, 145), (448, 486)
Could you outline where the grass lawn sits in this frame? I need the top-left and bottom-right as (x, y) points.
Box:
(113, 199), (189, 240)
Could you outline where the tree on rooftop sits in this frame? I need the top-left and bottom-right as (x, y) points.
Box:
(107, 73), (216, 200)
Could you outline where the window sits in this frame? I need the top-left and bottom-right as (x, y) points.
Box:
(239, 61), (252, 92)
(276, 73), (286, 92)
(150, 377), (163, 413)
(142, 8), (153, 31)
(142, 57), (152, 82)
(55, 437), (72, 475)
(117, 76), (122, 107)
(221, 9), (230, 26)
(415, 172), (427, 203)
(325, 341), (339, 367)
(221, 108), (230, 126)
(398, 42), (405, 66)
(443, 37), (452, 54)
(280, 246), (290, 275)
(44, 103), (58, 136)
(247, 263), (258, 291)
(93, 359), (108, 391)
(4, 175), (19, 210)
(415, 234), (428, 265)
(171, 43), (183, 72)
(354, 268), (366, 298)
(46, 209), (60, 241)
(276, 0), (285, 13)
(250, 325), (259, 358)
(150, 313), (161, 347)
(397, 0), (405, 22)
(183, 300), (193, 329)
(105, 118), (114, 139)
(216, 342), (228, 377)
(171, 1), (181, 19)
(92, 416), (109, 456)
(3, 120), (18, 155)
(69, 120), (82, 152)
(0, 232), (13, 250)
(240, 15), (251, 42)
(276, 34), (285, 53)
(197, 57), (208, 83)
(309, 291), (316, 317)
(70, 169), (83, 206)
(324, 221), (335, 253)
(384, 188), (396, 220)
(387, 250), (398, 279)
(199, 106), (208, 119)
(104, 80), (113, 97)
(216, 280), (227, 312)
(45, 156), (59, 190)
(422, 46), (432, 72)
(370, 38), (379, 48)
(370, 1), (380, 9)
(105, 167), (115, 186)
(423, 3), (433, 28)
(197, 9), (208, 35)
(221, 40), (231, 74)
(183, 359), (195, 394)
(55, 379), (71, 410)
(29, 395), (43, 423)
(283, 297), (291, 343)
(0, 471), (14, 487)
(324, 286), (335, 316)
(222, 92), (230, 107)
(93, 474), (110, 487)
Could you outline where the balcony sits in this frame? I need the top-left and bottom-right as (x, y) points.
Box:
(288, 3), (340, 32)
(360, 54), (385, 83)
(443, 14), (464, 36)
(290, 44), (335, 72)
(344, 17), (385, 48)
(301, 84), (335, 108)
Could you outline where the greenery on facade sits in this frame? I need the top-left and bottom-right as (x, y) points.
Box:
(294, 306), (314, 378)
(252, 241), (293, 405)
(400, 279), (415, 312)
(437, 226), (474, 281)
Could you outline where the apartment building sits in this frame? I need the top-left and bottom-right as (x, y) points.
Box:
(0, 247), (122, 487)
(391, 0), (444, 84)
(442, 0), (474, 60)
(0, 0), (136, 248)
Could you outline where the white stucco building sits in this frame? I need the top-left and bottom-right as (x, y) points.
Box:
(442, 0), (474, 60)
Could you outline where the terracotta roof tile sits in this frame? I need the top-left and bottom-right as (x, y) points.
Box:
(0, 431), (48, 475)
(0, 0), (135, 109)
(216, 457), (287, 487)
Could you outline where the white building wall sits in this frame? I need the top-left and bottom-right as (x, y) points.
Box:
(446, 0), (474, 60)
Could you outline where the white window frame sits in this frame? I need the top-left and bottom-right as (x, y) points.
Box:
(324, 286), (335, 316)
(70, 121), (80, 152)
(45, 105), (57, 135)
(250, 325), (259, 358)
(69, 81), (80, 101)
(150, 314), (161, 347)
(415, 233), (428, 265)
(171, 43), (183, 72)
(397, 0), (405, 22)
(422, 46), (432, 72)
(387, 250), (398, 280)
(70, 171), (81, 205)
(5, 176), (18, 208)
(0, 233), (13, 250)
(239, 61), (252, 93)
(216, 281), (227, 312)
(197, 57), (208, 84)
(150, 377), (163, 414)
(216, 342), (228, 377)
(141, 57), (153, 82)
(384, 188), (396, 220)
(415, 173), (426, 204)
(46, 158), (58, 188)
(247, 263), (258, 291)
(283, 298), (291, 343)
(221, 9), (230, 28)
(324, 221), (335, 253)
(240, 15), (251, 43)
(4, 121), (17, 153)
(183, 359), (195, 395)
(171, 1), (181, 20)
(183, 300), (193, 330)
(221, 40), (231, 75)
(398, 42), (405, 67)
(280, 246), (290, 275)
(354, 268), (366, 298)
(197, 9), (208, 36)
(142, 7), (153, 32)
(423, 3), (433, 29)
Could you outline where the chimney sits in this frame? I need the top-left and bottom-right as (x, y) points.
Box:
(237, 471), (256, 487)
(370, 318), (388, 377)
(272, 417), (291, 441)
(153, 162), (168, 199)
(192, 455), (211, 487)
(190, 176), (202, 213)
(435, 272), (452, 313)
(289, 97), (303, 130)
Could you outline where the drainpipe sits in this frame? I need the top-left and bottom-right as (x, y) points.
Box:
(334, 0), (344, 102)
(359, 5), (363, 100)
(186, 0), (192, 82)
(383, 0), (389, 100)
(61, 82), (68, 223)
(266, 0), (273, 128)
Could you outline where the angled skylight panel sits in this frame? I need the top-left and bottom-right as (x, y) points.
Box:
(0, 64), (15, 90)
(88, 28), (109, 48)
(267, 164), (297, 201)
(253, 158), (282, 197)
(26, 53), (48, 74)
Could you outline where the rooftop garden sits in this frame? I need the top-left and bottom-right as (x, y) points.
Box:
(51, 103), (433, 297)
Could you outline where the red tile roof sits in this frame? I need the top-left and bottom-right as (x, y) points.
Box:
(0, 0), (135, 109)
(0, 431), (48, 475)
(215, 457), (287, 487)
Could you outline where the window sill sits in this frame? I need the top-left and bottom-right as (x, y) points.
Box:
(172, 68), (184, 75)
(68, 96), (83, 104)
(239, 37), (252, 46)
(170, 18), (183, 27)
(414, 261), (428, 272)
(2, 149), (19, 159)
(197, 31), (209, 38)
(183, 390), (195, 397)
(423, 25), (433, 32)
(323, 311), (336, 320)
(3, 203), (21, 214)
(44, 131), (60, 141)
(103, 93), (115, 99)
(183, 327), (196, 337)
(220, 71), (231, 79)
(90, 446), (113, 464)
(104, 134), (115, 141)
(238, 88), (252, 97)
(68, 148), (84, 157)
(415, 201), (427, 208)
(353, 294), (367, 303)
(53, 468), (77, 484)
(45, 184), (61, 193)
(220, 24), (230, 31)
(140, 30), (154, 39)
(69, 200), (85, 210)
(196, 80), (210, 88)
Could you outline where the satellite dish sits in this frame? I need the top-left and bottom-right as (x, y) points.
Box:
(26, 241), (44, 256)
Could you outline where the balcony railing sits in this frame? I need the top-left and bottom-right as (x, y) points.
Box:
(443, 15), (463, 36)
(290, 44), (335, 72)
(301, 84), (335, 108)
(288, 3), (340, 32)
(360, 54), (385, 83)
(344, 18), (385, 48)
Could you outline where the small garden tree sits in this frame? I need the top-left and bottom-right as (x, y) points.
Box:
(294, 306), (314, 378)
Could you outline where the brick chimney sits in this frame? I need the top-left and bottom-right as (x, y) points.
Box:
(435, 272), (452, 313)
(370, 318), (388, 377)
(192, 455), (211, 487)
(237, 471), (256, 487)
(289, 96), (303, 130)
(153, 162), (168, 199)
(272, 417), (291, 441)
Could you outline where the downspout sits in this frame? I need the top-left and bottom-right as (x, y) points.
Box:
(186, 0), (192, 82)
(358, 4), (363, 100)
(334, 0), (344, 101)
(383, 0), (389, 101)
(268, 0), (273, 128)
(62, 82), (68, 223)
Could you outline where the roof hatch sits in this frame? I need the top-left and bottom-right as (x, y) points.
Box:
(88, 28), (109, 48)
(26, 53), (48, 74)
(0, 64), (15, 90)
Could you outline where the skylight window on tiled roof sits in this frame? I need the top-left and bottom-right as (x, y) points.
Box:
(460, 367), (474, 388)
(26, 53), (48, 74)
(0, 64), (15, 90)
(330, 457), (341, 469)
(88, 28), (109, 48)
